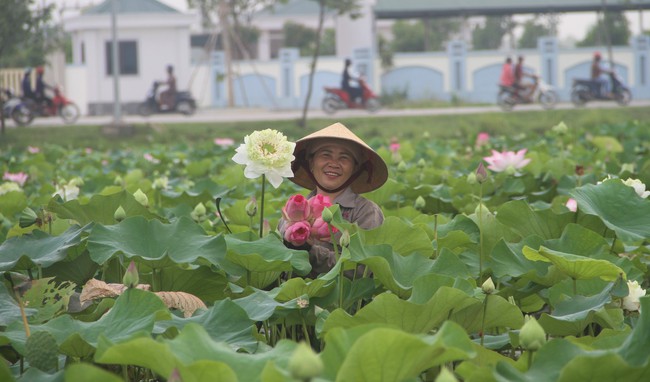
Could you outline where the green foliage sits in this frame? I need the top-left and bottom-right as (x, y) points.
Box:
(0, 0), (58, 67)
(282, 21), (335, 57)
(472, 16), (514, 50)
(518, 18), (553, 49)
(391, 18), (462, 52)
(577, 11), (631, 47)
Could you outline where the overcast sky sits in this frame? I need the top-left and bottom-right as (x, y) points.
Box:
(46, 0), (649, 41)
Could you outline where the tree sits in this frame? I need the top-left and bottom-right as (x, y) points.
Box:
(390, 18), (461, 52)
(472, 16), (514, 50)
(577, 11), (631, 47)
(298, 0), (361, 128)
(0, 0), (54, 67)
(283, 21), (335, 57)
(518, 17), (553, 49)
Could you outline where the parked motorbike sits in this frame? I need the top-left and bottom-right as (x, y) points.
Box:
(497, 76), (557, 111)
(137, 81), (197, 116)
(12, 85), (80, 126)
(322, 78), (381, 114)
(571, 72), (632, 107)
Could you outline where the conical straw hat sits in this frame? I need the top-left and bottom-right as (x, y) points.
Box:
(290, 122), (388, 194)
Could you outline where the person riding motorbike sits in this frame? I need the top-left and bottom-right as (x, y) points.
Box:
(341, 58), (362, 105)
(514, 56), (538, 102)
(22, 68), (35, 100)
(591, 52), (612, 98)
(159, 65), (177, 110)
(34, 66), (54, 108)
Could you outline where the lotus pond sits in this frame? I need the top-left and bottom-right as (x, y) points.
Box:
(0, 118), (649, 382)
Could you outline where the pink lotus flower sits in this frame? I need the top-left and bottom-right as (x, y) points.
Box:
(475, 132), (490, 148)
(483, 149), (531, 173)
(284, 221), (312, 246)
(27, 146), (40, 154)
(282, 194), (311, 222)
(389, 137), (400, 153)
(143, 153), (160, 164)
(3, 172), (28, 187)
(565, 198), (577, 212)
(308, 194), (332, 218)
(214, 138), (235, 147)
(311, 217), (338, 241)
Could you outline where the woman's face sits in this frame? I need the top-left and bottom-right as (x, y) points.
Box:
(310, 143), (357, 195)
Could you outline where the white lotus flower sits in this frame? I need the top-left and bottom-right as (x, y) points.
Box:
(622, 178), (650, 199)
(232, 129), (295, 188)
(0, 182), (22, 195)
(53, 183), (80, 201)
(622, 280), (646, 312)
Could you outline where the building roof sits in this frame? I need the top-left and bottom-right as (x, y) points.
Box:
(256, 0), (329, 17)
(84, 0), (180, 15)
(374, 0), (650, 19)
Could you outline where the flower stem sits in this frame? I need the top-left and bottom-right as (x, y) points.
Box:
(480, 294), (488, 346)
(478, 185), (484, 283)
(259, 175), (266, 238)
(215, 197), (232, 234)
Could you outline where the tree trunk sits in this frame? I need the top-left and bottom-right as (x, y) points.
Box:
(219, 0), (235, 107)
(298, 0), (326, 128)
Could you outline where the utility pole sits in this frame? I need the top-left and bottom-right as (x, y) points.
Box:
(111, 0), (122, 124)
(218, 0), (234, 107)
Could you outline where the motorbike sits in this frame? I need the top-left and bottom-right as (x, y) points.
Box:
(2, 89), (33, 124)
(497, 76), (557, 111)
(571, 72), (632, 107)
(12, 85), (80, 126)
(322, 77), (381, 115)
(137, 81), (197, 116)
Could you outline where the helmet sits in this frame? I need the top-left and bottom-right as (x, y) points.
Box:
(36, 66), (44, 74)
(24, 67), (32, 75)
(594, 52), (601, 59)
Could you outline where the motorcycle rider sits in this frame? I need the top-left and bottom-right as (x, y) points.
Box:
(21, 68), (35, 100)
(591, 52), (612, 98)
(159, 64), (177, 110)
(34, 66), (54, 108)
(499, 57), (515, 88)
(341, 58), (362, 105)
(514, 56), (538, 102)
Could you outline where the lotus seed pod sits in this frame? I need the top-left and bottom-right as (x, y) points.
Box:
(288, 342), (323, 380)
(519, 316), (546, 351)
(133, 189), (149, 208)
(321, 207), (333, 223)
(114, 205), (126, 222)
(123, 261), (139, 289)
(414, 196), (426, 210)
(481, 277), (495, 294)
(19, 207), (39, 228)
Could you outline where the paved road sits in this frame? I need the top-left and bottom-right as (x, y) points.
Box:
(3, 99), (650, 128)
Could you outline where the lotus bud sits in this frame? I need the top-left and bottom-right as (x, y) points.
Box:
(321, 206), (333, 223)
(191, 202), (207, 222)
(475, 162), (488, 184)
(552, 121), (568, 135)
(262, 219), (271, 237)
(288, 342), (324, 380)
(122, 261), (139, 288)
(519, 316), (546, 351)
(114, 205), (126, 222)
(397, 161), (407, 173)
(245, 197), (257, 217)
(167, 368), (182, 382)
(69, 177), (84, 186)
(339, 230), (350, 247)
(466, 172), (477, 184)
(481, 277), (495, 294)
(417, 158), (426, 168)
(114, 175), (123, 185)
(133, 189), (149, 208)
(435, 366), (459, 382)
(19, 207), (39, 228)
(414, 196), (426, 210)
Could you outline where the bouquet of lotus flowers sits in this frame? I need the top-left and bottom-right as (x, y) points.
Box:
(282, 194), (339, 247)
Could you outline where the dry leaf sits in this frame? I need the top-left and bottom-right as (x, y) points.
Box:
(155, 291), (207, 318)
(80, 279), (150, 304)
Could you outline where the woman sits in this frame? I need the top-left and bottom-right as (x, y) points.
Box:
(279, 122), (388, 275)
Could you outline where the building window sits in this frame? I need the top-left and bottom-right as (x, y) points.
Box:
(105, 40), (138, 75)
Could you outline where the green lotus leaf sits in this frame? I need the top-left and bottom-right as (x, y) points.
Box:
(42, 250), (99, 289)
(322, 288), (476, 335)
(558, 353), (650, 382)
(496, 200), (574, 240)
(47, 190), (162, 226)
(272, 276), (336, 301)
(0, 191), (27, 218)
(429, 249), (472, 279)
(523, 246), (624, 281)
(409, 273), (476, 304)
(591, 135), (624, 153)
(156, 266), (229, 302)
(225, 232), (311, 276)
(15, 368), (63, 382)
(538, 284), (614, 336)
(95, 335), (237, 382)
(86, 216), (229, 270)
(360, 216), (434, 257)
(617, 296), (650, 366)
(0, 353), (15, 382)
(231, 290), (309, 322)
(436, 214), (478, 254)
(456, 341), (520, 381)
(570, 180), (650, 243)
(450, 294), (524, 334)
(4, 288), (170, 357)
(99, 323), (297, 382)
(0, 225), (87, 271)
(323, 322), (474, 382)
(0, 282), (37, 327)
(153, 299), (258, 352)
(64, 363), (123, 382)
(490, 236), (549, 281)
(544, 223), (609, 257)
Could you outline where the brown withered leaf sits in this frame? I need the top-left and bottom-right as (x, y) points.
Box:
(79, 278), (150, 304)
(154, 291), (207, 318)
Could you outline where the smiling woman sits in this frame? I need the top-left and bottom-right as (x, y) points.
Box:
(278, 122), (388, 275)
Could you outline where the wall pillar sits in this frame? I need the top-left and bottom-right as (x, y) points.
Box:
(335, 0), (375, 59)
(447, 40), (466, 100)
(352, 47), (374, 89)
(211, 51), (226, 107)
(632, 35), (650, 98)
(537, 36), (558, 87)
(278, 48), (299, 109)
